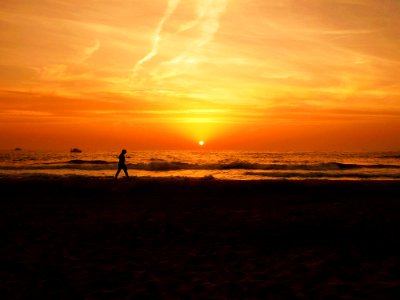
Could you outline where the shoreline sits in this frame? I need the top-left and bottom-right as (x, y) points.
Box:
(2, 175), (400, 196)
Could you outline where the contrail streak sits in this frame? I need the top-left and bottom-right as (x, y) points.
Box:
(132, 0), (227, 83)
(132, 0), (180, 74)
(167, 0), (227, 66)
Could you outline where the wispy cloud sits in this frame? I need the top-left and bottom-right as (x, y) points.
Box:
(132, 0), (228, 83)
(0, 110), (53, 117)
(81, 39), (100, 62)
(166, 0), (228, 65)
(132, 0), (181, 75)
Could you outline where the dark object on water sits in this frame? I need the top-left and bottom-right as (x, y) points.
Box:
(70, 148), (82, 153)
(14, 148), (22, 151)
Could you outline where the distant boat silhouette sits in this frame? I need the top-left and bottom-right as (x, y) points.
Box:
(70, 148), (82, 153)
(14, 148), (22, 151)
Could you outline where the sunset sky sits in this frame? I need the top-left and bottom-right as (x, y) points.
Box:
(1, 0), (399, 151)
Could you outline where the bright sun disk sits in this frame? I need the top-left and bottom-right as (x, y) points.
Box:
(199, 140), (205, 146)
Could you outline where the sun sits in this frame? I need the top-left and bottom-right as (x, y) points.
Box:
(199, 140), (205, 146)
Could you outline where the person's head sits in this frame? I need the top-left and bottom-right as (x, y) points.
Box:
(121, 149), (127, 154)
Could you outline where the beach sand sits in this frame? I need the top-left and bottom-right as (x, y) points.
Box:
(1, 177), (400, 299)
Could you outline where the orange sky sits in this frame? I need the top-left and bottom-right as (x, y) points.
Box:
(1, 0), (399, 151)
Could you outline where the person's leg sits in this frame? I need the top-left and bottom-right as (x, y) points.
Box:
(123, 165), (129, 178)
(115, 167), (121, 178)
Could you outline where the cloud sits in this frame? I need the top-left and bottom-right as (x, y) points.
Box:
(132, 0), (228, 83)
(81, 39), (100, 62)
(166, 0), (228, 65)
(0, 109), (53, 117)
(132, 0), (181, 75)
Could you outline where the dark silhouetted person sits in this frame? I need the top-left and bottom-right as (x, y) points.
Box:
(115, 149), (129, 178)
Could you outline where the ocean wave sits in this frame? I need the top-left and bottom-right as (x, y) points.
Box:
(1, 160), (400, 172)
(68, 159), (111, 164)
(149, 158), (166, 162)
(380, 155), (400, 159)
(279, 162), (400, 171)
(216, 161), (400, 171)
(245, 171), (400, 179)
(137, 161), (397, 172)
(134, 161), (191, 171)
(219, 161), (260, 169)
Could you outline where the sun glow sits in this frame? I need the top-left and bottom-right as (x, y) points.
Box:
(199, 140), (205, 146)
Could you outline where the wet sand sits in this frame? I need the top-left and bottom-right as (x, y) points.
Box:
(1, 177), (400, 299)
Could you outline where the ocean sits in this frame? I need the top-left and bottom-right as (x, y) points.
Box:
(1, 150), (400, 180)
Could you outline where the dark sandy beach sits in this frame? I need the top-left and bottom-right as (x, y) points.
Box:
(1, 177), (400, 299)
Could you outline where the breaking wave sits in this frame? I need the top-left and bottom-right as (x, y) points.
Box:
(134, 161), (400, 171)
(380, 155), (400, 159)
(2, 160), (399, 172)
(68, 160), (110, 164)
(245, 171), (400, 179)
